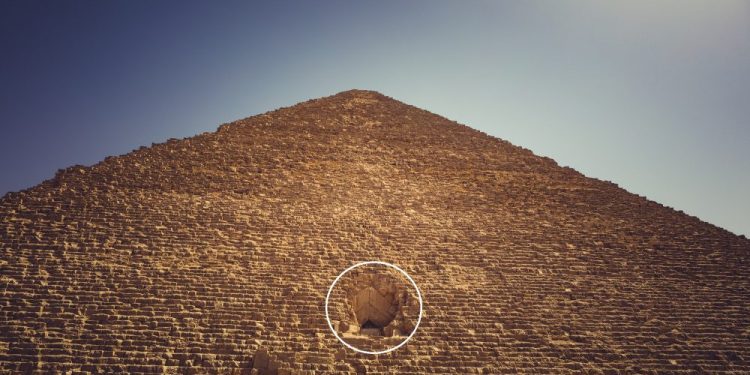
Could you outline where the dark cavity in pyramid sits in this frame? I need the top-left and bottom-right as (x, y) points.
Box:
(1, 89), (749, 374)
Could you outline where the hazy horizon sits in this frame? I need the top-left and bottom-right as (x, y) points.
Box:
(1, 1), (748, 236)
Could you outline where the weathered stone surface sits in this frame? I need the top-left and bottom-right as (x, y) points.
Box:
(0, 89), (749, 373)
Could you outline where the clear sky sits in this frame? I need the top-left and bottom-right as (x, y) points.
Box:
(1, 1), (748, 236)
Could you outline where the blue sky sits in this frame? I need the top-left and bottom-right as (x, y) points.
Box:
(1, 1), (748, 235)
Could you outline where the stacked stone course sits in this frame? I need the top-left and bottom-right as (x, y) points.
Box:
(1, 90), (749, 373)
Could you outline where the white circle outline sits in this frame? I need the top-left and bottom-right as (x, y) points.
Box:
(324, 260), (423, 355)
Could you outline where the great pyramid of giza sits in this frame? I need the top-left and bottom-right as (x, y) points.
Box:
(1, 90), (748, 374)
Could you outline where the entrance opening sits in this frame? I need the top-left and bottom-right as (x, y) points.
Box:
(360, 320), (382, 336)
(362, 320), (381, 329)
(352, 286), (398, 337)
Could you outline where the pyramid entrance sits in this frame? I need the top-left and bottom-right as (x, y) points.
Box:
(326, 261), (423, 354)
(352, 285), (399, 336)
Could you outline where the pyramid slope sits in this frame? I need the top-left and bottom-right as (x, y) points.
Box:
(1, 90), (748, 373)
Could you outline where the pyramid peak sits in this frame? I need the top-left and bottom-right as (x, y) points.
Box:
(320, 89), (391, 103)
(333, 88), (384, 96)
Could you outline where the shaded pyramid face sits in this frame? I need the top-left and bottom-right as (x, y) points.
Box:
(1, 90), (749, 373)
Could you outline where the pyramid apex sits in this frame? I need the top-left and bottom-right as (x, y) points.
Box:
(330, 89), (388, 100)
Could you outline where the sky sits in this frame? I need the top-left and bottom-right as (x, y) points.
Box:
(1, 1), (748, 236)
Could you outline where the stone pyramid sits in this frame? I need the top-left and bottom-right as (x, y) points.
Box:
(1, 90), (748, 374)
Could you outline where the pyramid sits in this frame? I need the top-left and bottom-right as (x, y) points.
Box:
(1, 90), (748, 374)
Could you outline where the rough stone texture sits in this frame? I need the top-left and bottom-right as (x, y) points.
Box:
(1, 89), (749, 374)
